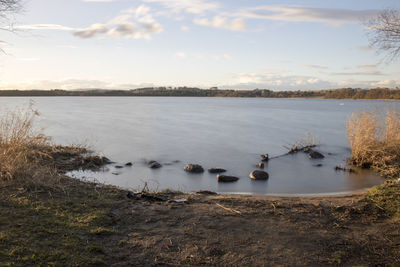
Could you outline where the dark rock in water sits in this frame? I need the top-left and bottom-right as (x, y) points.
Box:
(257, 162), (265, 169)
(196, 190), (217, 195)
(115, 165), (124, 169)
(172, 160), (181, 163)
(217, 175), (239, 182)
(308, 151), (325, 159)
(249, 170), (269, 180)
(334, 166), (356, 173)
(148, 161), (162, 169)
(127, 191), (135, 199)
(208, 168), (227, 174)
(125, 162), (133, 166)
(112, 172), (120, 176)
(313, 164), (323, 167)
(261, 154), (269, 162)
(139, 193), (165, 202)
(83, 155), (112, 166)
(184, 164), (204, 173)
(102, 156), (113, 164)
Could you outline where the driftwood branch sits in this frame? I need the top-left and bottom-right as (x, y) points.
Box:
(216, 203), (241, 215)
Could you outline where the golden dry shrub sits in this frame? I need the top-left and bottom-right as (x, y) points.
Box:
(0, 104), (58, 187)
(347, 106), (400, 179)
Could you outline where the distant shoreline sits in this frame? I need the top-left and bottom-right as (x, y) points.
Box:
(0, 87), (400, 100)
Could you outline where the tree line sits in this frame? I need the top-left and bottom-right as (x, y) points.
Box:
(1, 87), (400, 99)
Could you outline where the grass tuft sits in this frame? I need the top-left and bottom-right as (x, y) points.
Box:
(347, 106), (400, 179)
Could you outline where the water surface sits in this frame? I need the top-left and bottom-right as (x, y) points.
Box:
(0, 97), (392, 194)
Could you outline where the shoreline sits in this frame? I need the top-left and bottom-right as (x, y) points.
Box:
(1, 95), (400, 101)
(2, 157), (399, 265)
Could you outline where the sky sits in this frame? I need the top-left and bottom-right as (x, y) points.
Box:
(0, 0), (399, 91)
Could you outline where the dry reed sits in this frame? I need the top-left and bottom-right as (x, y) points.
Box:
(347, 106), (400, 179)
(0, 103), (58, 187)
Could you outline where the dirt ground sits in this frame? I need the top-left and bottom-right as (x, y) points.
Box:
(1, 180), (399, 266)
(102, 190), (400, 266)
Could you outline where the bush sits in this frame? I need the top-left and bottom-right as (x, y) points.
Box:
(0, 104), (56, 185)
(347, 106), (400, 179)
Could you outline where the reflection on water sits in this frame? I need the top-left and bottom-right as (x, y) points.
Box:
(0, 97), (391, 194)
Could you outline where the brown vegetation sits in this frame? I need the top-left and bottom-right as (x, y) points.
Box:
(347, 106), (400, 179)
(0, 104), (107, 189)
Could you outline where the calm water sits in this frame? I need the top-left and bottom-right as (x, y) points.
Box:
(0, 97), (393, 194)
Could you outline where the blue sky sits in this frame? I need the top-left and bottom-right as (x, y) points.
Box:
(0, 0), (399, 90)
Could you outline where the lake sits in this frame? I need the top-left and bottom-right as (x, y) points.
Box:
(0, 97), (394, 194)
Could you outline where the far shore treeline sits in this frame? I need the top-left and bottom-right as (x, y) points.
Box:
(1, 87), (400, 99)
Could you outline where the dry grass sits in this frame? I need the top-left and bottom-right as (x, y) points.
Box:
(347, 106), (400, 179)
(0, 104), (95, 189)
(0, 104), (56, 187)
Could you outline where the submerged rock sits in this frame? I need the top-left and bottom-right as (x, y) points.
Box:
(308, 151), (325, 159)
(101, 156), (113, 164)
(83, 155), (112, 167)
(208, 168), (227, 174)
(217, 175), (239, 182)
(261, 154), (269, 162)
(148, 161), (162, 169)
(313, 164), (323, 167)
(184, 164), (204, 173)
(334, 166), (356, 173)
(125, 162), (133, 166)
(249, 170), (269, 180)
(196, 190), (217, 195)
(115, 165), (124, 169)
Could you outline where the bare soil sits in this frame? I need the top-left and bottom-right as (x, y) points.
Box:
(104, 189), (400, 266)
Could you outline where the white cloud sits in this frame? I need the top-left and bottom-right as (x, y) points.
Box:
(83, 0), (115, 2)
(236, 6), (379, 26)
(16, 24), (75, 31)
(357, 64), (377, 69)
(215, 54), (233, 61)
(225, 72), (336, 90)
(74, 23), (108, 38)
(193, 16), (245, 31)
(74, 5), (163, 39)
(175, 52), (186, 59)
(331, 70), (385, 76)
(371, 80), (400, 87)
(142, 0), (220, 15)
(0, 79), (156, 90)
(16, 57), (41, 61)
(180, 25), (189, 31)
(303, 64), (328, 70)
(16, 6), (163, 40)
